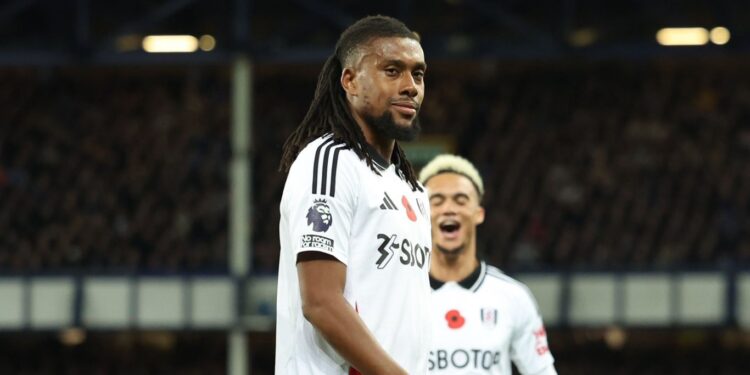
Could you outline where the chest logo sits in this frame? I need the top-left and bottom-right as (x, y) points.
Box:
(379, 192), (398, 210)
(480, 308), (498, 327)
(306, 199), (332, 232)
(445, 309), (465, 329)
(401, 195), (417, 222)
(416, 197), (427, 219)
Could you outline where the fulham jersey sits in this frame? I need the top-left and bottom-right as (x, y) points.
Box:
(429, 261), (555, 375)
(276, 134), (433, 374)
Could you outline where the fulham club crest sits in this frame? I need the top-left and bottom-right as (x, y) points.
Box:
(480, 308), (498, 327)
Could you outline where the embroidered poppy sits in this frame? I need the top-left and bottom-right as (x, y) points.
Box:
(445, 309), (465, 329)
(402, 195), (418, 222)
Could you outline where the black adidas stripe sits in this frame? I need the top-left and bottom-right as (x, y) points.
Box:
(329, 145), (346, 197)
(312, 138), (348, 197)
(312, 138), (334, 195)
(320, 142), (336, 195)
(384, 192), (397, 209)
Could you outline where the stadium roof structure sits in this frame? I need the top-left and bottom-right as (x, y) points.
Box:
(1, 0), (749, 65)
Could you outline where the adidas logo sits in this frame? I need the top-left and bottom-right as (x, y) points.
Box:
(379, 192), (398, 210)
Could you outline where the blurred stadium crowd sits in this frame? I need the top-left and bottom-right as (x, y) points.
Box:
(3, 60), (750, 274)
(1, 68), (229, 273)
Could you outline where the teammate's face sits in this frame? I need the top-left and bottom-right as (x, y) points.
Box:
(341, 37), (426, 141)
(426, 173), (485, 256)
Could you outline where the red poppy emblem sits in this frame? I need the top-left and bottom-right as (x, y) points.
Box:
(402, 196), (417, 222)
(445, 309), (465, 329)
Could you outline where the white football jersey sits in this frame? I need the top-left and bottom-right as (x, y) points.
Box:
(429, 261), (555, 375)
(276, 134), (433, 374)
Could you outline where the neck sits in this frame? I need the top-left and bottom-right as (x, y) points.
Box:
(352, 110), (395, 162)
(363, 127), (395, 163)
(430, 243), (479, 282)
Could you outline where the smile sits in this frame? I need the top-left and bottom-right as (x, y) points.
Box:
(439, 220), (461, 240)
(392, 102), (418, 116)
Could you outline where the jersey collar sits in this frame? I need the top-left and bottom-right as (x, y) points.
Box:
(429, 260), (486, 292)
(364, 142), (402, 172)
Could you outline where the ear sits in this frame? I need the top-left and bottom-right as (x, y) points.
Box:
(340, 67), (358, 96)
(475, 206), (485, 226)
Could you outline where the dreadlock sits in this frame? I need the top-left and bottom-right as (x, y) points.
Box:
(279, 15), (423, 192)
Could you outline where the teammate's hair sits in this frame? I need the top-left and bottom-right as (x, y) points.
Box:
(419, 154), (484, 200)
(279, 15), (422, 191)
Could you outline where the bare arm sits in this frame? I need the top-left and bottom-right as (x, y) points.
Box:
(297, 252), (407, 375)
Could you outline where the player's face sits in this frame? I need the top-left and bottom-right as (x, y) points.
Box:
(342, 37), (426, 141)
(427, 173), (485, 256)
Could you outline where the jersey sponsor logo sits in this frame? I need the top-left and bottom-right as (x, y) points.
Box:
(300, 234), (334, 252)
(401, 195), (417, 222)
(480, 308), (498, 327)
(445, 309), (465, 329)
(428, 349), (501, 371)
(379, 192), (398, 210)
(375, 233), (430, 269)
(306, 198), (332, 232)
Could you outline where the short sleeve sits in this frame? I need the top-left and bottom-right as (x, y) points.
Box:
(509, 285), (555, 375)
(281, 141), (357, 264)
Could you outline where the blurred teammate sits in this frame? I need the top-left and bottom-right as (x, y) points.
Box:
(276, 15), (431, 375)
(420, 155), (557, 375)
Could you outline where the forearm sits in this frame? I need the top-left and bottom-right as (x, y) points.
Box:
(303, 295), (406, 375)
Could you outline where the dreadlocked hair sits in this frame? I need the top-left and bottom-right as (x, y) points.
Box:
(279, 15), (423, 192)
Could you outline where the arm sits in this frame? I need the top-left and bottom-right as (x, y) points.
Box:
(510, 285), (557, 375)
(297, 252), (407, 375)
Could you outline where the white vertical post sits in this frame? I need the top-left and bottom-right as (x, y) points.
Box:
(228, 55), (252, 375)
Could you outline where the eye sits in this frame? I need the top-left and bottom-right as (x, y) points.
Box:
(385, 67), (399, 76)
(429, 196), (444, 206)
(413, 70), (425, 82)
(455, 196), (468, 205)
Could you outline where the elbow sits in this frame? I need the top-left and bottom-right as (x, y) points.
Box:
(301, 293), (333, 325)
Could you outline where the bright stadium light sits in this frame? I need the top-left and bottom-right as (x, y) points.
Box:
(710, 27), (731, 45)
(199, 34), (216, 51)
(568, 28), (597, 47)
(142, 35), (199, 53)
(656, 27), (709, 46)
(59, 327), (86, 346)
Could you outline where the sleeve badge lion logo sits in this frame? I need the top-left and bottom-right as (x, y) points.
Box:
(306, 198), (333, 232)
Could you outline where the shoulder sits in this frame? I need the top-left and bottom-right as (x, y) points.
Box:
(289, 135), (358, 176)
(286, 135), (361, 199)
(482, 264), (537, 304)
(292, 135), (351, 169)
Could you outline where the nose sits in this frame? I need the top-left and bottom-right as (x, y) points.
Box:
(399, 74), (419, 98)
(436, 201), (458, 216)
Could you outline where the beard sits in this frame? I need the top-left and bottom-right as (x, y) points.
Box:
(364, 110), (421, 142)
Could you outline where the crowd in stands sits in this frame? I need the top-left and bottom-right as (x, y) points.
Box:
(0, 67), (229, 273)
(2, 59), (750, 273)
